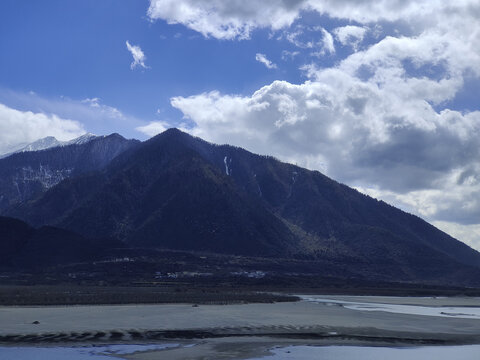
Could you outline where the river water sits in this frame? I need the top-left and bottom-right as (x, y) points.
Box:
(1, 344), (480, 359)
(252, 345), (480, 360)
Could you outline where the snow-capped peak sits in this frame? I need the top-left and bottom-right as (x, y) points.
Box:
(18, 136), (63, 153)
(0, 133), (98, 158)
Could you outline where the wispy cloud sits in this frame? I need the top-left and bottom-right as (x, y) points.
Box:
(310, 28), (335, 57)
(81, 97), (124, 119)
(255, 53), (277, 69)
(320, 28), (335, 54)
(126, 40), (148, 70)
(281, 50), (300, 61)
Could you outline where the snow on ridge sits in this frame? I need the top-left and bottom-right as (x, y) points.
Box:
(0, 133), (98, 158)
(13, 136), (62, 153)
(64, 133), (98, 146)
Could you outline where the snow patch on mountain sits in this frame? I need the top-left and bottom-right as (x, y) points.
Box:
(11, 165), (73, 201)
(15, 136), (62, 153)
(65, 133), (98, 146)
(20, 165), (72, 189)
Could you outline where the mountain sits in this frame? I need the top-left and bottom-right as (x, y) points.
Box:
(0, 133), (98, 159)
(0, 216), (120, 270)
(6, 129), (480, 286)
(0, 133), (139, 212)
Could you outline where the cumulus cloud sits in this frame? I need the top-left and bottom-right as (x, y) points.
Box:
(171, 77), (480, 188)
(148, 0), (480, 249)
(255, 53), (277, 69)
(147, 1), (479, 40)
(147, 0), (304, 40)
(164, 1), (480, 245)
(169, 77), (480, 247)
(0, 103), (85, 155)
(126, 40), (148, 69)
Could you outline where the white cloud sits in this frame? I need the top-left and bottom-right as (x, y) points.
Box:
(136, 121), (172, 137)
(170, 76), (479, 180)
(149, 0), (480, 249)
(356, 184), (480, 250)
(0, 103), (85, 155)
(432, 221), (480, 252)
(82, 97), (102, 108)
(281, 25), (336, 57)
(318, 28), (335, 55)
(126, 40), (148, 69)
(147, 0), (304, 40)
(255, 53), (277, 69)
(147, 1), (480, 40)
(333, 25), (367, 50)
(283, 27), (315, 49)
(169, 77), (480, 249)
(281, 50), (300, 61)
(0, 89), (143, 142)
(166, 10), (480, 243)
(81, 97), (124, 119)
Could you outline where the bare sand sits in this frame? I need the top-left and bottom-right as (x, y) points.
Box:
(1, 295), (480, 359)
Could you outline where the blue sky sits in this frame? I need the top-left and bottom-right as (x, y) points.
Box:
(1, 1), (357, 133)
(1, 0), (480, 250)
(2, 1), (476, 137)
(0, 0), (325, 134)
(1, 0), (435, 138)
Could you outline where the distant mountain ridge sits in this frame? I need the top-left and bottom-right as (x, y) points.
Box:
(0, 133), (98, 159)
(5, 128), (480, 286)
